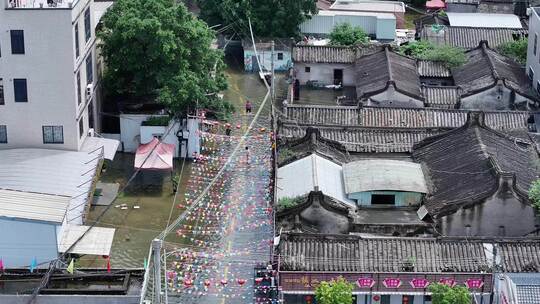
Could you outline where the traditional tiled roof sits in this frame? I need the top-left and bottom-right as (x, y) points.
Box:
(498, 241), (540, 272)
(278, 233), (491, 272)
(280, 123), (444, 153)
(414, 12), (450, 35)
(421, 25), (528, 49)
(422, 86), (460, 109)
(292, 45), (356, 63)
(413, 112), (540, 217)
(356, 48), (423, 100)
(417, 60), (451, 77)
(283, 104), (530, 130)
(453, 42), (537, 101)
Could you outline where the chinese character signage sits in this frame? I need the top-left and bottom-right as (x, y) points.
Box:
(439, 278), (457, 287)
(465, 278), (484, 289)
(356, 278), (375, 288)
(410, 278), (430, 289)
(382, 278), (401, 288)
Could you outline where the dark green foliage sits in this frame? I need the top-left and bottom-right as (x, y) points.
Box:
(329, 23), (369, 46)
(429, 283), (472, 304)
(197, 0), (318, 37)
(528, 179), (540, 209)
(398, 41), (466, 68)
(498, 38), (527, 65)
(98, 0), (230, 117)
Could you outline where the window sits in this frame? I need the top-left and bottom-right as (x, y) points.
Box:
(371, 194), (395, 205)
(76, 72), (82, 105)
(84, 8), (91, 42)
(304, 66), (311, 73)
(43, 126), (64, 144)
(535, 34), (538, 56)
(74, 24), (80, 59)
(13, 79), (28, 102)
(381, 295), (391, 304)
(0, 78), (4, 105)
(277, 52), (283, 60)
(79, 118), (84, 138)
(86, 53), (93, 84)
(0, 126), (6, 143)
(10, 30), (25, 54)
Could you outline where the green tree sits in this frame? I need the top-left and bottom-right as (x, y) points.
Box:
(315, 276), (354, 304)
(429, 283), (472, 304)
(498, 38), (528, 65)
(329, 23), (369, 46)
(528, 179), (540, 209)
(98, 0), (229, 117)
(197, 0), (317, 37)
(398, 41), (466, 68)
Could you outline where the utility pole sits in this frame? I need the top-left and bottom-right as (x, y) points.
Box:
(152, 239), (162, 304)
(271, 40), (275, 101)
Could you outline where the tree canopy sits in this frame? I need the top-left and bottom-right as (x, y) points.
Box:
(528, 179), (540, 209)
(329, 23), (369, 46)
(398, 41), (466, 68)
(429, 283), (472, 304)
(315, 277), (354, 304)
(498, 38), (527, 65)
(197, 0), (318, 37)
(98, 0), (230, 117)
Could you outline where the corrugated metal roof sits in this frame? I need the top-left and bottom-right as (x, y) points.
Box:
(342, 159), (428, 193)
(58, 224), (115, 256)
(0, 149), (102, 225)
(0, 189), (70, 223)
(277, 154), (354, 205)
(330, 0), (406, 13)
(421, 26), (528, 49)
(447, 13), (522, 28)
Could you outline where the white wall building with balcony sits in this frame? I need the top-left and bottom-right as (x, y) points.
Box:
(0, 0), (117, 157)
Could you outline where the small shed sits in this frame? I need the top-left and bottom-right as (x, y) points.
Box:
(242, 39), (292, 73)
(342, 159), (428, 206)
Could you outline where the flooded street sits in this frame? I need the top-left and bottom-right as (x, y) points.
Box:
(87, 62), (275, 274)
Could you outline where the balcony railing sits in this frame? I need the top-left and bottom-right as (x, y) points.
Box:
(6, 0), (76, 9)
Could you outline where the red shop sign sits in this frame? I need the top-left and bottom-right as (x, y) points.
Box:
(410, 278), (430, 289)
(439, 278), (457, 287)
(356, 278), (376, 288)
(465, 278), (484, 289)
(382, 278), (402, 288)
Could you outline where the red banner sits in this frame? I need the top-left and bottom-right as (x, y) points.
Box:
(382, 278), (401, 288)
(356, 278), (376, 288)
(410, 278), (430, 289)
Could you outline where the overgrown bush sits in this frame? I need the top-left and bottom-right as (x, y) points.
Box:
(528, 179), (540, 209)
(398, 41), (466, 68)
(277, 196), (303, 211)
(329, 23), (369, 46)
(143, 116), (170, 126)
(498, 38), (527, 65)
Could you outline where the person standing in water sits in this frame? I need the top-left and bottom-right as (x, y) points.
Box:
(245, 100), (252, 114)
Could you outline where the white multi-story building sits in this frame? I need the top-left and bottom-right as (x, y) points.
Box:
(527, 7), (540, 98)
(0, 0), (103, 151)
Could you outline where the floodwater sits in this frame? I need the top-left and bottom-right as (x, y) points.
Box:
(85, 66), (274, 270)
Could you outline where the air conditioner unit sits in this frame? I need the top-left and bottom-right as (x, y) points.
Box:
(86, 84), (94, 100)
(88, 128), (95, 137)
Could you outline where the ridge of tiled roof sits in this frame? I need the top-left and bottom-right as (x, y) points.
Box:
(282, 104), (531, 130)
(278, 232), (540, 273)
(452, 41), (538, 101)
(355, 47), (423, 100)
(412, 112), (540, 217)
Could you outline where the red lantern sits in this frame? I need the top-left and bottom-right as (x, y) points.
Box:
(204, 280), (211, 287)
(220, 279), (228, 286)
(237, 279), (246, 286)
(373, 295), (381, 301)
(255, 277), (263, 284)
